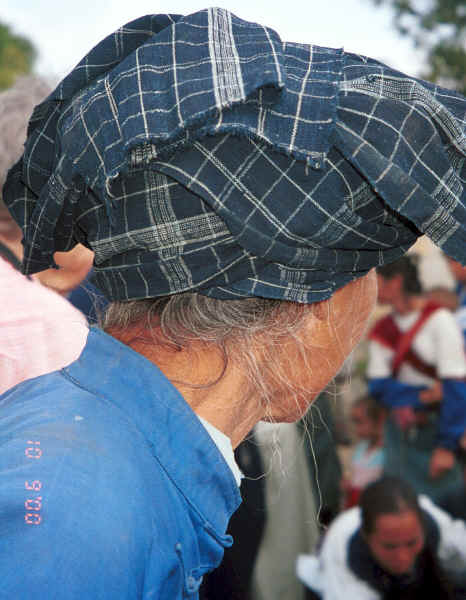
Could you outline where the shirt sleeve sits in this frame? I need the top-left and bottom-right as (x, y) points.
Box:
(368, 378), (424, 409)
(366, 340), (393, 379)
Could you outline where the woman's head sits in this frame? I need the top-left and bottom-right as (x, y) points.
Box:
(104, 269), (377, 424)
(360, 477), (425, 576)
(4, 10), (466, 313)
(376, 254), (422, 306)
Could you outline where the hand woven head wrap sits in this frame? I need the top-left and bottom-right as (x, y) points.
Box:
(4, 9), (466, 303)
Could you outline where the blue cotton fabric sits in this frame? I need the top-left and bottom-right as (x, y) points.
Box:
(0, 328), (240, 598)
(4, 8), (466, 302)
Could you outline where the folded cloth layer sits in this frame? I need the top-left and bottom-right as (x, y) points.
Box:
(4, 8), (466, 302)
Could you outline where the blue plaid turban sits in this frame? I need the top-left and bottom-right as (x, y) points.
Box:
(4, 9), (466, 303)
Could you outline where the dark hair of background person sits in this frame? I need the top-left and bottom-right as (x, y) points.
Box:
(359, 475), (422, 535)
(376, 255), (422, 295)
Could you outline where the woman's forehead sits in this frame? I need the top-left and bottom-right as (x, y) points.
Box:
(373, 510), (423, 540)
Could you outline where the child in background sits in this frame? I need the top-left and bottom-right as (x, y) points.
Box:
(344, 396), (386, 508)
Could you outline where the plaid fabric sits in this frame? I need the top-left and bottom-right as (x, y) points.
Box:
(4, 8), (466, 302)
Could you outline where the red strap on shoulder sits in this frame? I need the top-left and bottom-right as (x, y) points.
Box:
(391, 302), (442, 376)
(368, 314), (401, 351)
(369, 303), (442, 378)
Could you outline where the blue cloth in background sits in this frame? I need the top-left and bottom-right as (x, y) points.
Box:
(369, 377), (466, 450)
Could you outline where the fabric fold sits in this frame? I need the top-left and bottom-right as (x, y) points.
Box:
(3, 9), (466, 303)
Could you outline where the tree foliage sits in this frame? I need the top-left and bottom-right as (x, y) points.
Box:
(0, 23), (36, 90)
(373, 0), (466, 93)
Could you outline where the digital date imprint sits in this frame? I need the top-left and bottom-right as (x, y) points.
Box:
(24, 441), (42, 526)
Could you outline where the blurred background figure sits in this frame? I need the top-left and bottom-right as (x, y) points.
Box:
(297, 476), (466, 600)
(367, 255), (466, 502)
(439, 442), (466, 522)
(0, 75), (91, 394)
(0, 257), (88, 394)
(425, 286), (459, 313)
(343, 395), (386, 508)
(446, 257), (466, 346)
(250, 422), (322, 600)
(39, 245), (106, 323)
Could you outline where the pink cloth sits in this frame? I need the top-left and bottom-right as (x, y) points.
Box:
(0, 257), (88, 394)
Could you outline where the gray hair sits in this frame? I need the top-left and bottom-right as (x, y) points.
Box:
(103, 293), (315, 416)
(0, 75), (52, 197)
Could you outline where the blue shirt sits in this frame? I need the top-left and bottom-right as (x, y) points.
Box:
(0, 328), (241, 599)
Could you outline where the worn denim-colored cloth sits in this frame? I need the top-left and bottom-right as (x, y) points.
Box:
(4, 8), (466, 302)
(0, 328), (240, 598)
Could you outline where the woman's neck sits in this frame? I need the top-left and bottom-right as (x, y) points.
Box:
(112, 327), (265, 448)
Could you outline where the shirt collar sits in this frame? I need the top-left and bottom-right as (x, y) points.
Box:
(198, 416), (243, 487)
(64, 327), (241, 536)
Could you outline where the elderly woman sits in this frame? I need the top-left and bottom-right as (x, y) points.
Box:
(1, 8), (466, 599)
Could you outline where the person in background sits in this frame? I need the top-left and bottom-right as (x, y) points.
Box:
(249, 421), (320, 600)
(367, 255), (466, 502)
(2, 8), (466, 598)
(0, 75), (89, 394)
(344, 395), (386, 508)
(425, 286), (459, 313)
(447, 258), (466, 308)
(0, 255), (88, 394)
(297, 476), (466, 600)
(439, 439), (466, 522)
(446, 257), (466, 345)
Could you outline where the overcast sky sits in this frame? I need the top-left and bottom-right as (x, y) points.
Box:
(3, 0), (426, 82)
